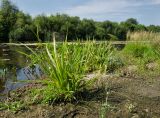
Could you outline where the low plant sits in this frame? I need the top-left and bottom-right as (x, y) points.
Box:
(118, 41), (160, 78)
(23, 40), (113, 103)
(0, 101), (26, 113)
(121, 43), (160, 63)
(107, 56), (124, 73)
(99, 84), (113, 118)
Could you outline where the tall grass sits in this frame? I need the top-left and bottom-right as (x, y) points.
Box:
(119, 31), (160, 78)
(127, 31), (160, 42)
(122, 43), (160, 63)
(122, 32), (159, 62)
(24, 40), (113, 102)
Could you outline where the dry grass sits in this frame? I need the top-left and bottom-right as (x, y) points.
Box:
(127, 31), (160, 42)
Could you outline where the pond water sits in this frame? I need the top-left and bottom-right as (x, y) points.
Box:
(0, 44), (42, 99)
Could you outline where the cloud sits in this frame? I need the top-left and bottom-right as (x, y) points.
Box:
(151, 0), (160, 4)
(62, 0), (160, 19)
(4, 0), (160, 25)
(63, 0), (143, 17)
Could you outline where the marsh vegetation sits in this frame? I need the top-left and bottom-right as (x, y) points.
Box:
(0, 32), (160, 118)
(1, 0), (160, 118)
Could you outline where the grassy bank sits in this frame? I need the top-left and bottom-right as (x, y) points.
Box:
(118, 32), (160, 78)
(1, 32), (160, 117)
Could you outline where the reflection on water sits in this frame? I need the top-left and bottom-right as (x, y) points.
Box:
(0, 44), (42, 98)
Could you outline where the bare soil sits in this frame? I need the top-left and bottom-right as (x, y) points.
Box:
(1, 75), (160, 118)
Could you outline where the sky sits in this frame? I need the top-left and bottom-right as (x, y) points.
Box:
(4, 0), (160, 25)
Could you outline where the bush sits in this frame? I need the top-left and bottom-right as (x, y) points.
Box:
(107, 56), (124, 72)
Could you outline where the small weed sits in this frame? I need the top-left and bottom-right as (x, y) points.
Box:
(99, 84), (113, 118)
(0, 101), (27, 113)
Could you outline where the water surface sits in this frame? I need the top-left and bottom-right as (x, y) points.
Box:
(0, 44), (42, 98)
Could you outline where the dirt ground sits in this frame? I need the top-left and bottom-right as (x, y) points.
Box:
(1, 74), (160, 118)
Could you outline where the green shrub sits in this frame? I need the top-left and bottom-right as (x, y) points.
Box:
(107, 56), (124, 72)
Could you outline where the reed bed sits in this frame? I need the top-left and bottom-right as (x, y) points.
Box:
(127, 31), (160, 43)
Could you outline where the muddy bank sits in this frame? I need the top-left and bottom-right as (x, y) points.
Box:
(1, 75), (160, 118)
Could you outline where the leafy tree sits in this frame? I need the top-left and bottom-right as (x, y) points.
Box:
(9, 11), (35, 42)
(49, 14), (64, 32)
(0, 0), (19, 42)
(125, 18), (139, 25)
(101, 21), (120, 40)
(147, 25), (160, 32)
(114, 25), (127, 41)
(33, 15), (52, 41)
(120, 18), (139, 32)
(0, 1), (159, 42)
(135, 24), (147, 31)
(59, 15), (80, 40)
(9, 25), (36, 42)
(95, 22), (105, 40)
(77, 19), (96, 39)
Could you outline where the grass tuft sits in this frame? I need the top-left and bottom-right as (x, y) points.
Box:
(24, 40), (113, 103)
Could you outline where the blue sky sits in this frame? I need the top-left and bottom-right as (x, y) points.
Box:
(6, 0), (160, 25)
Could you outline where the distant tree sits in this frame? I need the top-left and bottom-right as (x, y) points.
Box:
(95, 21), (127, 41)
(95, 22), (105, 40)
(9, 11), (35, 42)
(119, 18), (138, 32)
(120, 22), (135, 32)
(101, 21), (120, 40)
(59, 15), (80, 40)
(113, 25), (127, 41)
(135, 24), (147, 31)
(15, 12), (32, 28)
(0, 0), (19, 42)
(102, 21), (115, 34)
(77, 19), (96, 39)
(68, 16), (80, 40)
(49, 14), (64, 32)
(33, 15), (52, 41)
(0, 1), (160, 42)
(125, 18), (139, 25)
(147, 25), (160, 32)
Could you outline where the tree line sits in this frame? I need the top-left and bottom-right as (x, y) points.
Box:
(0, 0), (160, 43)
